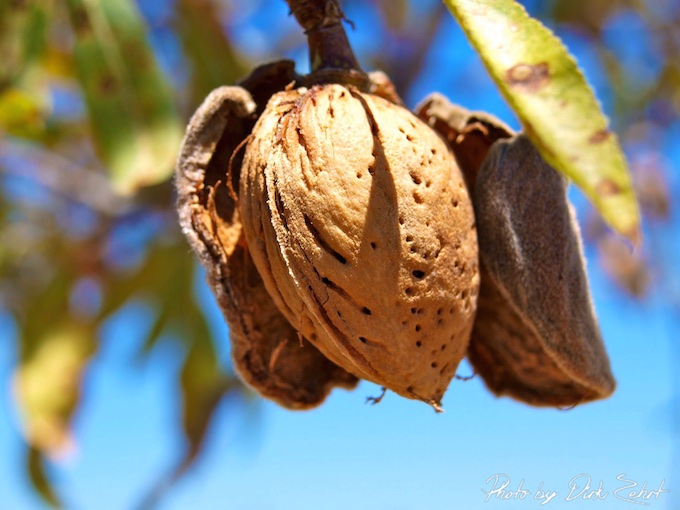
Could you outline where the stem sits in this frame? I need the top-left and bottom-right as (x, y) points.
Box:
(285, 0), (365, 80)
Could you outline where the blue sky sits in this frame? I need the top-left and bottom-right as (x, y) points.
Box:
(2, 277), (674, 509)
(1, 1), (678, 509)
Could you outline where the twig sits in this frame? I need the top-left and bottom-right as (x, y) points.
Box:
(284, 0), (366, 82)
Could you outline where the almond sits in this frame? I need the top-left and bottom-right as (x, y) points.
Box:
(239, 83), (479, 408)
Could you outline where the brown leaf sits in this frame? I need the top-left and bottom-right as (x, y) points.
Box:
(598, 234), (650, 298)
(632, 155), (670, 221)
(28, 447), (61, 509)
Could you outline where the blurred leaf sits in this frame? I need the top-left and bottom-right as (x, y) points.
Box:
(370, 2), (445, 97)
(143, 306), (171, 352)
(136, 247), (230, 464)
(137, 303), (235, 510)
(598, 233), (649, 297)
(634, 166), (670, 221)
(377, 0), (409, 32)
(42, 45), (78, 82)
(0, 0), (48, 87)
(445, 0), (641, 243)
(28, 447), (61, 509)
(0, 87), (48, 138)
(550, 0), (627, 35)
(14, 320), (96, 455)
(97, 231), (245, 505)
(176, 0), (248, 101)
(179, 330), (229, 469)
(19, 266), (72, 347)
(65, 0), (183, 194)
(97, 237), (199, 350)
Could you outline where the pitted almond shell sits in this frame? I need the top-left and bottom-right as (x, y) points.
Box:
(239, 83), (479, 407)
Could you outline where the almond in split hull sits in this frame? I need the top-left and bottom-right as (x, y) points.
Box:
(176, 83), (358, 410)
(240, 83), (479, 408)
(469, 135), (615, 406)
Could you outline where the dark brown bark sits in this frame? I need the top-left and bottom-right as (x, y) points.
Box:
(285, 0), (366, 83)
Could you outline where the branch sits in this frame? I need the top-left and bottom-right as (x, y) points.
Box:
(285, 0), (366, 82)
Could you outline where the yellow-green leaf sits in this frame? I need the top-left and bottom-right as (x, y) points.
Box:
(65, 0), (182, 194)
(0, 87), (48, 138)
(14, 321), (95, 456)
(444, 0), (641, 243)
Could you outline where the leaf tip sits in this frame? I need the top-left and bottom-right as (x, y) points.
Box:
(624, 225), (643, 251)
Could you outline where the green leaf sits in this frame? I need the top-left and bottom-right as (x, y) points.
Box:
(444, 0), (641, 243)
(0, 0), (48, 87)
(65, 0), (183, 195)
(0, 87), (47, 138)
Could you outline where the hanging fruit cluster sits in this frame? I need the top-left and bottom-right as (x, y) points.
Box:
(175, 0), (614, 411)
